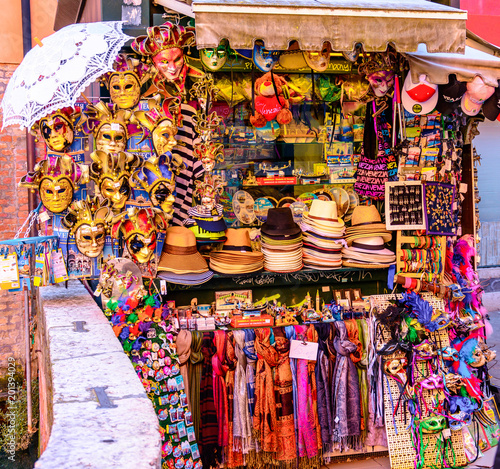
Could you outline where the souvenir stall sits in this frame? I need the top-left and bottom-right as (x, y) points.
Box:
(1, 2), (500, 468)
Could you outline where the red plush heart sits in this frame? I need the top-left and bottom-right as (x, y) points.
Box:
(255, 95), (285, 121)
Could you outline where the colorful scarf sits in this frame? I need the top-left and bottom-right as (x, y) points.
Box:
(315, 323), (334, 452)
(213, 330), (229, 448)
(233, 330), (255, 456)
(332, 321), (361, 449)
(243, 329), (258, 420)
(295, 325), (321, 468)
(199, 332), (221, 468)
(188, 331), (204, 441)
(225, 332), (244, 469)
(273, 327), (297, 465)
(176, 330), (192, 412)
(284, 326), (299, 458)
(253, 328), (278, 459)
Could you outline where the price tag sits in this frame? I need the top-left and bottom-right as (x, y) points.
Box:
(39, 211), (51, 223)
(91, 226), (98, 232)
(335, 416), (340, 424)
(160, 280), (167, 295)
(110, 123), (121, 131)
(444, 159), (452, 171)
(48, 119), (54, 126)
(51, 248), (69, 283)
(289, 339), (318, 361)
(442, 428), (451, 439)
(459, 183), (468, 193)
(321, 286), (330, 292)
(54, 185), (60, 190)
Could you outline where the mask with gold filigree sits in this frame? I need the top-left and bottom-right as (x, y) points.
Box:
(100, 54), (151, 110)
(32, 107), (82, 153)
(189, 73), (220, 110)
(193, 140), (224, 172)
(131, 96), (181, 156)
(131, 153), (184, 221)
(131, 22), (203, 96)
(19, 155), (89, 213)
(62, 197), (112, 258)
(111, 207), (167, 264)
(358, 50), (400, 98)
(84, 101), (133, 153)
(194, 173), (224, 212)
(90, 150), (142, 212)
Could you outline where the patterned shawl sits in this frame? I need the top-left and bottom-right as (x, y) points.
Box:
(233, 330), (255, 455)
(213, 330), (229, 448)
(243, 329), (258, 420)
(273, 327), (297, 465)
(332, 321), (361, 449)
(253, 328), (278, 457)
(315, 323), (334, 452)
(225, 332), (244, 469)
(200, 332), (221, 468)
(188, 331), (204, 441)
(177, 330), (192, 412)
(295, 325), (321, 467)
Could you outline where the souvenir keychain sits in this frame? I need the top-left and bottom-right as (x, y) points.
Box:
(33, 244), (48, 287)
(50, 238), (69, 283)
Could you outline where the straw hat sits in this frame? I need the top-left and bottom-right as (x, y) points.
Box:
(158, 226), (208, 274)
(347, 205), (387, 232)
(302, 199), (345, 228)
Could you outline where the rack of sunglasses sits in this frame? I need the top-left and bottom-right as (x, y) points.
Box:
(370, 294), (466, 469)
(395, 232), (446, 283)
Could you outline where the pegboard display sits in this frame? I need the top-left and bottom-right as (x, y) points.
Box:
(370, 294), (466, 469)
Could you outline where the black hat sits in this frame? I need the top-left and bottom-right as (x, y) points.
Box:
(482, 80), (500, 121)
(261, 207), (301, 238)
(436, 75), (467, 115)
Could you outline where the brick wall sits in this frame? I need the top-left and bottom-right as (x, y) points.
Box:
(0, 63), (35, 375)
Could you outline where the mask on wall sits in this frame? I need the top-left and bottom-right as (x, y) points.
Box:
(358, 51), (399, 98)
(131, 152), (184, 221)
(33, 107), (82, 153)
(112, 207), (167, 264)
(90, 150), (142, 212)
(62, 197), (112, 258)
(19, 155), (89, 213)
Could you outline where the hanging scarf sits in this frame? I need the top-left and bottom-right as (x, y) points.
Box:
(177, 330), (192, 412)
(199, 332), (221, 468)
(332, 321), (361, 449)
(233, 330), (255, 456)
(243, 329), (258, 420)
(225, 331), (244, 469)
(295, 325), (321, 468)
(273, 327), (297, 466)
(213, 330), (229, 448)
(253, 328), (278, 460)
(315, 323), (334, 453)
(188, 331), (204, 441)
(284, 326), (300, 459)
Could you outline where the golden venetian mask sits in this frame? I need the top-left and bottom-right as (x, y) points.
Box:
(33, 108), (82, 153)
(39, 177), (74, 213)
(62, 197), (111, 258)
(109, 73), (142, 110)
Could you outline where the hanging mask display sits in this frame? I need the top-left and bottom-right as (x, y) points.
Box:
(200, 41), (229, 71)
(32, 107), (82, 153)
(131, 22), (204, 97)
(84, 101), (133, 153)
(131, 153), (184, 221)
(101, 54), (151, 110)
(112, 207), (167, 264)
(19, 155), (89, 213)
(193, 141), (224, 172)
(358, 51), (399, 98)
(132, 96), (181, 157)
(194, 173), (225, 213)
(252, 40), (281, 72)
(90, 150), (142, 212)
(62, 197), (112, 258)
(303, 42), (332, 72)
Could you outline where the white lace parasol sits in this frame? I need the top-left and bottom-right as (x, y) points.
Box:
(1, 21), (133, 130)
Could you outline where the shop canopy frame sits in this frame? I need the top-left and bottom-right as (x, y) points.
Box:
(185, 0), (467, 54)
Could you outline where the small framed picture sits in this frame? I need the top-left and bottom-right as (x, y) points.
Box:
(385, 181), (426, 231)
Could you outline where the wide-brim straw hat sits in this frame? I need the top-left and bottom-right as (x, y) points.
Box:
(347, 236), (395, 257)
(345, 231), (392, 246)
(342, 259), (395, 269)
(157, 270), (214, 285)
(347, 205), (388, 233)
(303, 199), (345, 226)
(211, 228), (263, 259)
(158, 226), (208, 273)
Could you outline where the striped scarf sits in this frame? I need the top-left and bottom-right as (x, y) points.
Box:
(188, 331), (204, 441)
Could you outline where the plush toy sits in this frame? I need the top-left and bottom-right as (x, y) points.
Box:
(250, 72), (293, 128)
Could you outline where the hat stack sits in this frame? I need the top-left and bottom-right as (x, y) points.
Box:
(261, 208), (303, 272)
(342, 205), (396, 268)
(300, 199), (346, 270)
(183, 204), (227, 243)
(157, 226), (214, 285)
(210, 228), (264, 274)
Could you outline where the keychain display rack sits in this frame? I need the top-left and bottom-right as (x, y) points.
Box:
(370, 294), (466, 469)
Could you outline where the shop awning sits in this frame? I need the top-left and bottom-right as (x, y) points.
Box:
(191, 0), (467, 54)
(406, 44), (500, 86)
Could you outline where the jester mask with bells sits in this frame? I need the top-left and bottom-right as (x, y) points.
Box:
(130, 153), (184, 221)
(90, 150), (142, 212)
(62, 197), (112, 258)
(194, 141), (224, 172)
(100, 54), (151, 110)
(84, 101), (133, 153)
(194, 173), (224, 213)
(131, 96), (181, 157)
(112, 207), (167, 264)
(19, 155), (89, 213)
(131, 22), (203, 97)
(32, 107), (82, 153)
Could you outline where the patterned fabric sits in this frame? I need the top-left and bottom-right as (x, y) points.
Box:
(212, 330), (229, 448)
(172, 103), (204, 226)
(243, 329), (258, 419)
(332, 321), (361, 448)
(177, 330), (192, 412)
(188, 331), (204, 441)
